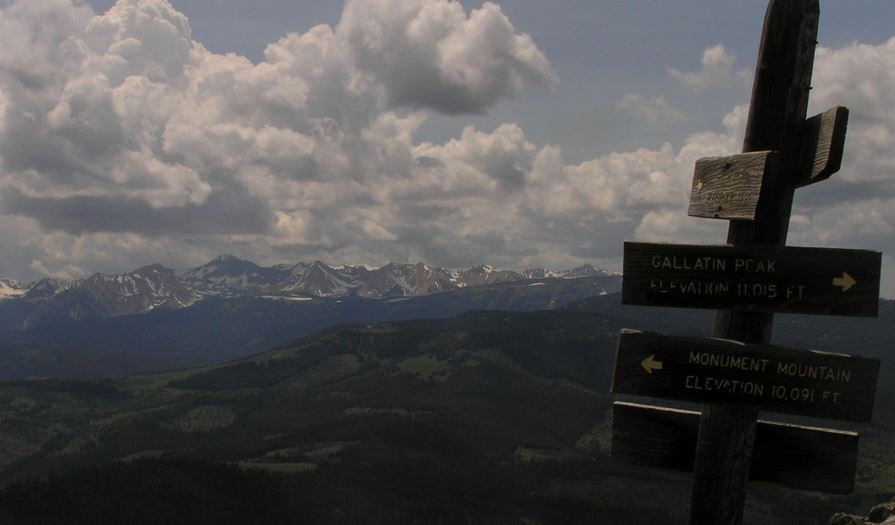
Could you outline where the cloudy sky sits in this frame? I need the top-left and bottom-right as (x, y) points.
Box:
(1, 0), (894, 296)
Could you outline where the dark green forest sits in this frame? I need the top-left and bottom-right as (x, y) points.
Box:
(0, 298), (892, 524)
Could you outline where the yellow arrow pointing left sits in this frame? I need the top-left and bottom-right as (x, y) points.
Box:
(641, 354), (663, 374)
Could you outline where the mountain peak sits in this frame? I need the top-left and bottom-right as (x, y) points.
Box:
(212, 254), (243, 263)
(564, 264), (616, 277)
(133, 263), (172, 275)
(181, 255), (291, 298)
(0, 278), (27, 300)
(0, 277), (24, 287)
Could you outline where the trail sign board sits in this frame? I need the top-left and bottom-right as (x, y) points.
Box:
(611, 329), (880, 422)
(688, 151), (777, 220)
(610, 401), (858, 494)
(622, 241), (881, 317)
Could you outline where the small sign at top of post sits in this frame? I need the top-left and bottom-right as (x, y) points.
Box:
(687, 106), (849, 221)
(688, 151), (777, 220)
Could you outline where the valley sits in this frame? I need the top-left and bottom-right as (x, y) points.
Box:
(0, 298), (892, 524)
(0, 256), (620, 379)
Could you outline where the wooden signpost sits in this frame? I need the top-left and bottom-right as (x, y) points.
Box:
(608, 1), (883, 523)
(623, 242), (881, 316)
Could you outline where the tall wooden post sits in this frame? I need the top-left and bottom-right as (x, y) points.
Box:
(689, 2), (819, 524)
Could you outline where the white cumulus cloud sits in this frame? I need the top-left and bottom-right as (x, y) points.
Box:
(0, 0), (893, 297)
(668, 43), (750, 92)
(338, 0), (556, 114)
(617, 93), (685, 129)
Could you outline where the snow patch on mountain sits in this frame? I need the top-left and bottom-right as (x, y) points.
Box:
(0, 279), (26, 300)
(21, 264), (201, 328)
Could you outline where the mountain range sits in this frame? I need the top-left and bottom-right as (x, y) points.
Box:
(0, 256), (616, 329)
(0, 257), (621, 380)
(0, 258), (891, 523)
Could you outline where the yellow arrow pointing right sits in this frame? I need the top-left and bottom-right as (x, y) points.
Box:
(833, 272), (856, 292)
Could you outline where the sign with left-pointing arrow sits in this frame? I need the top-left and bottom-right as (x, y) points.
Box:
(641, 354), (663, 374)
(623, 241), (882, 317)
(611, 330), (880, 422)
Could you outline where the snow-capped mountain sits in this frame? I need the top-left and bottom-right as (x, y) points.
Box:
(0, 257), (618, 328)
(21, 278), (84, 302)
(265, 261), (533, 298)
(275, 261), (355, 297)
(357, 262), (456, 297)
(23, 264), (200, 328)
(522, 264), (619, 280)
(454, 265), (524, 288)
(180, 255), (291, 297)
(522, 268), (561, 280)
(0, 278), (27, 300)
(560, 264), (620, 278)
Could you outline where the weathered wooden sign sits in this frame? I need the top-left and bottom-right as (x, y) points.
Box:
(622, 241), (881, 317)
(610, 401), (858, 494)
(688, 106), (849, 220)
(611, 329), (879, 422)
(609, 3), (878, 519)
(797, 106), (849, 188)
(688, 151), (777, 220)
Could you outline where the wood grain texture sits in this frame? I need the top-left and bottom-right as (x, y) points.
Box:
(611, 330), (880, 422)
(688, 151), (777, 220)
(611, 401), (858, 495)
(693, 1), (820, 523)
(796, 106), (849, 187)
(622, 241), (881, 317)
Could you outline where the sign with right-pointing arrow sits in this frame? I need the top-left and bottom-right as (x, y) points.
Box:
(832, 272), (856, 292)
(623, 242), (882, 317)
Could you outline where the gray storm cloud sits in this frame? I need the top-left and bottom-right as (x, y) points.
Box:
(0, 0), (893, 296)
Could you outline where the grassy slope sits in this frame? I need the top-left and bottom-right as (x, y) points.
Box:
(0, 304), (892, 523)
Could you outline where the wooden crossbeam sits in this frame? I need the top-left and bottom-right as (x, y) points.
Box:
(797, 106), (849, 187)
(610, 401), (858, 495)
